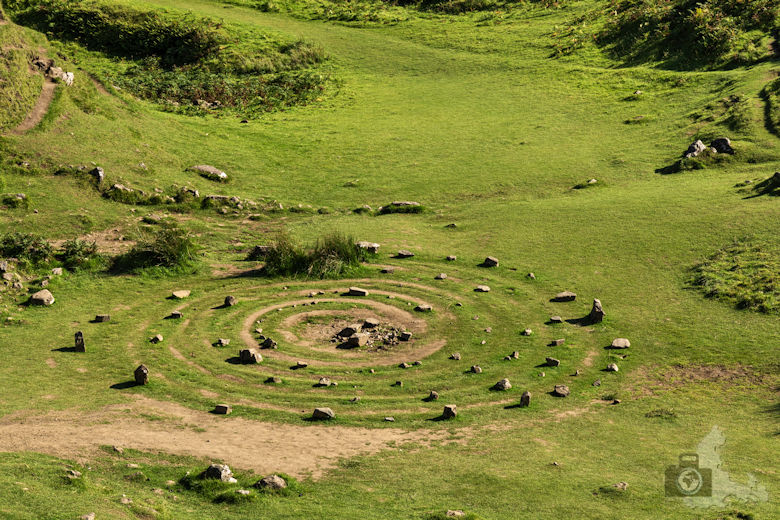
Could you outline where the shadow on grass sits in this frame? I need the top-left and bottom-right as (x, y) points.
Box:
(225, 357), (242, 365)
(51, 346), (80, 352)
(110, 380), (140, 390)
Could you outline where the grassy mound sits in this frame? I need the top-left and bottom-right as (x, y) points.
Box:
(0, 19), (45, 131)
(6, 0), (328, 116)
(762, 76), (780, 136)
(690, 238), (779, 314)
(596, 0), (779, 68)
(262, 232), (374, 278)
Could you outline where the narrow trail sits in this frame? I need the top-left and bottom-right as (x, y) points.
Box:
(9, 77), (55, 135)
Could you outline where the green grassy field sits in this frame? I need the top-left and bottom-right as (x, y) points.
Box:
(0, 0), (777, 518)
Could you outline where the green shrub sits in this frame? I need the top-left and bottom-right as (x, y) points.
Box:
(0, 232), (53, 264)
(762, 76), (780, 136)
(378, 202), (425, 215)
(596, 0), (779, 68)
(262, 232), (372, 278)
(58, 239), (103, 271)
(111, 225), (197, 273)
(8, 0), (223, 67)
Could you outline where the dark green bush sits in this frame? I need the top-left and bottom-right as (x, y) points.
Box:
(262, 232), (372, 278)
(9, 0), (223, 67)
(377, 203), (425, 215)
(58, 239), (103, 271)
(111, 225), (197, 273)
(0, 232), (53, 264)
(597, 0), (779, 68)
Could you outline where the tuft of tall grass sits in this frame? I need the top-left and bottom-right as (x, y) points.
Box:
(111, 225), (197, 274)
(262, 232), (373, 278)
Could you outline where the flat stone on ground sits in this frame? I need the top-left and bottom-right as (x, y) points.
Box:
(171, 290), (190, 299)
(611, 338), (630, 349)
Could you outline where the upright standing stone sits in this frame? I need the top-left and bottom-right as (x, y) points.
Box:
(520, 391), (531, 407)
(224, 295), (237, 307)
(134, 365), (149, 385)
(588, 298), (604, 323)
(74, 331), (85, 352)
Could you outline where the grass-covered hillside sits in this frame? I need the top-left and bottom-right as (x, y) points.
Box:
(0, 0), (777, 518)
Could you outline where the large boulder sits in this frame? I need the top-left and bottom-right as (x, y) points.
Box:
(552, 384), (570, 397)
(74, 331), (85, 352)
(684, 140), (707, 158)
(482, 256), (499, 267)
(189, 165), (228, 182)
(224, 295), (237, 307)
(442, 404), (457, 419)
(171, 290), (190, 299)
(520, 391), (531, 407)
(347, 287), (369, 297)
(492, 378), (512, 391)
(552, 291), (577, 302)
(254, 474), (287, 490)
(240, 349), (263, 364)
(203, 464), (237, 483)
(30, 289), (54, 306)
(711, 137), (734, 155)
(356, 241), (380, 254)
(610, 338), (630, 349)
(347, 333), (369, 347)
(312, 407), (335, 420)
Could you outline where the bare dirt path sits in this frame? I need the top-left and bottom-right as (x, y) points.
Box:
(0, 396), (450, 478)
(10, 77), (55, 135)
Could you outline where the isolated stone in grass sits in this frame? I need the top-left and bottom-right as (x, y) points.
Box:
(94, 314), (110, 322)
(415, 303), (432, 312)
(482, 256), (499, 267)
(449, 352), (461, 360)
(551, 338), (565, 346)
(549, 316), (563, 324)
(592, 379), (601, 387)
(435, 273), (447, 280)
(396, 250), (414, 258)
(261, 337), (277, 349)
(588, 298), (605, 323)
(446, 255), (457, 261)
(318, 377), (332, 387)
(552, 384), (570, 397)
(553, 291), (577, 302)
(224, 295), (237, 307)
(204, 464), (237, 483)
(80, 513), (96, 520)
(522, 328), (533, 336)
(492, 378), (512, 391)
(545, 357), (560, 367)
(520, 391), (531, 407)
(295, 361), (308, 369)
(442, 404), (457, 419)
(312, 407), (335, 420)
(470, 365), (482, 374)
(265, 376), (282, 384)
(511, 351), (520, 359)
(527, 272), (535, 279)
(150, 334), (163, 344)
(428, 390), (439, 401)
(30, 289), (54, 306)
(189, 165), (227, 182)
(684, 139), (707, 158)
(384, 416), (395, 422)
(169, 311), (183, 319)
(357, 241), (380, 254)
(711, 137), (734, 154)
(350, 396), (361, 402)
(171, 290), (190, 299)
(240, 349), (262, 364)
(381, 267), (395, 274)
(613, 481), (629, 491)
(611, 338), (630, 349)
(606, 363), (619, 372)
(347, 287), (369, 296)
(399, 331), (412, 341)
(134, 364), (149, 385)
(216, 338), (230, 347)
(446, 510), (465, 518)
(71, 331), (85, 352)
(254, 474), (287, 490)
(348, 333), (369, 347)
(475, 285), (490, 292)
(399, 362), (411, 369)
(213, 404), (232, 415)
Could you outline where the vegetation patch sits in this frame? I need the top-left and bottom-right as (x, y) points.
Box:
(598, 0), (779, 67)
(689, 237), (779, 314)
(0, 20), (44, 131)
(111, 224), (198, 274)
(762, 76), (780, 136)
(261, 232), (374, 278)
(6, 0), (329, 116)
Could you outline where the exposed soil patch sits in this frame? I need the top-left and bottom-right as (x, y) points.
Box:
(0, 396), (451, 478)
(627, 364), (777, 398)
(45, 358), (57, 368)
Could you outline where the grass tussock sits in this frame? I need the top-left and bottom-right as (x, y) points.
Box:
(111, 225), (197, 274)
(762, 76), (780, 136)
(690, 237), (779, 314)
(262, 232), (374, 278)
